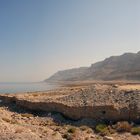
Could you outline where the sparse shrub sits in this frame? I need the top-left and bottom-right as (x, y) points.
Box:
(21, 113), (33, 118)
(95, 124), (109, 136)
(116, 121), (132, 132)
(131, 127), (140, 135)
(95, 124), (107, 133)
(67, 127), (76, 133)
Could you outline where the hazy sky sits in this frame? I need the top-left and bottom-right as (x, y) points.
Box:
(0, 0), (140, 82)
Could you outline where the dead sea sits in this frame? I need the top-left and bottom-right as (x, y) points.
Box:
(0, 82), (58, 93)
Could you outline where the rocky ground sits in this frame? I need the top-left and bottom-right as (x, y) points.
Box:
(0, 82), (140, 139)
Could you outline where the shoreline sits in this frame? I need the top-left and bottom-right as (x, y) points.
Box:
(1, 82), (140, 121)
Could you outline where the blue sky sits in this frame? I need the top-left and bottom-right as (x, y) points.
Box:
(0, 0), (140, 82)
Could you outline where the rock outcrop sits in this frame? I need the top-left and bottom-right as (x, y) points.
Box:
(45, 67), (88, 82)
(0, 84), (140, 122)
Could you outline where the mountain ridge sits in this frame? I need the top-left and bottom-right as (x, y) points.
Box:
(45, 51), (140, 82)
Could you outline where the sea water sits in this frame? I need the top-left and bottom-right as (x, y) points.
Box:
(0, 82), (58, 93)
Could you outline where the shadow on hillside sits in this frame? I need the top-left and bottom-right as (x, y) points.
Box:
(0, 101), (106, 127)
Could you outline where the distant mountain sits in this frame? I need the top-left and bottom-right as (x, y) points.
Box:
(45, 67), (89, 82)
(45, 51), (140, 82)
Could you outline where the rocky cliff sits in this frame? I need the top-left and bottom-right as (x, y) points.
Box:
(45, 51), (140, 82)
(45, 67), (88, 82)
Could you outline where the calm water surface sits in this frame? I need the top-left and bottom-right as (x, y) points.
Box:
(0, 82), (59, 93)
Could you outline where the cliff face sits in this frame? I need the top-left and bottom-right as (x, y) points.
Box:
(0, 84), (140, 121)
(45, 51), (140, 82)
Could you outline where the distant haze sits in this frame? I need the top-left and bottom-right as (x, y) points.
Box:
(0, 0), (140, 82)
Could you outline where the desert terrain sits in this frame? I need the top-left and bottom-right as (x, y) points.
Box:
(0, 82), (140, 140)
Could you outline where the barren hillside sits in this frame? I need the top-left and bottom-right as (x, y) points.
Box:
(45, 51), (140, 82)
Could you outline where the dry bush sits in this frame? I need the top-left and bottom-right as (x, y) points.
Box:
(95, 124), (107, 133)
(115, 121), (132, 132)
(131, 127), (140, 135)
(95, 124), (110, 136)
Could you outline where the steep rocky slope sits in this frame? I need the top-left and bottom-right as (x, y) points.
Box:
(45, 51), (140, 82)
(45, 67), (88, 82)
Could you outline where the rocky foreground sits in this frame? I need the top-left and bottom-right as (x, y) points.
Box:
(0, 82), (140, 139)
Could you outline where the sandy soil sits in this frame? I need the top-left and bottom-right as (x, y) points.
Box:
(0, 82), (140, 140)
(119, 84), (140, 90)
(0, 102), (140, 140)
